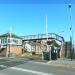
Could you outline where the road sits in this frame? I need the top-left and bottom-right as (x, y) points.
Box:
(0, 58), (75, 75)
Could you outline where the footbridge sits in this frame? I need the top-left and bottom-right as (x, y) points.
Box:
(22, 33), (64, 42)
(22, 33), (64, 58)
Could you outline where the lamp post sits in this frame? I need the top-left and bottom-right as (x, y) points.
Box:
(46, 15), (48, 52)
(9, 27), (11, 57)
(68, 3), (73, 61)
(45, 15), (51, 60)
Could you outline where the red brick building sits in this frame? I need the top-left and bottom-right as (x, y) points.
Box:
(0, 33), (22, 57)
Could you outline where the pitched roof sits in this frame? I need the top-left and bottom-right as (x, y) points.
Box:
(0, 32), (22, 39)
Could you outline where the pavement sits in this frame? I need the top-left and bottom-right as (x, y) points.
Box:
(21, 53), (75, 69)
(46, 58), (75, 68)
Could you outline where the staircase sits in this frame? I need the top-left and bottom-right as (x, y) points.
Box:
(0, 48), (6, 57)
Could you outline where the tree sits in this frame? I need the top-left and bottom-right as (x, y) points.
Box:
(52, 40), (60, 47)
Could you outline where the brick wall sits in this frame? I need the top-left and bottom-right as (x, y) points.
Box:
(7, 45), (22, 56)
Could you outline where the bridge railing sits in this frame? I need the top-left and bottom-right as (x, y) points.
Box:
(22, 33), (64, 42)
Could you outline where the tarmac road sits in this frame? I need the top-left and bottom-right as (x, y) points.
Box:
(0, 58), (75, 75)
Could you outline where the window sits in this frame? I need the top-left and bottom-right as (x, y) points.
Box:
(8, 39), (10, 43)
(13, 39), (18, 44)
(1, 39), (4, 43)
(1, 38), (7, 44)
(18, 39), (22, 45)
(4, 38), (7, 43)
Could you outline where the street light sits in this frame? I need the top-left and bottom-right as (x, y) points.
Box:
(9, 27), (11, 57)
(42, 15), (52, 61)
(46, 15), (48, 52)
(68, 3), (73, 61)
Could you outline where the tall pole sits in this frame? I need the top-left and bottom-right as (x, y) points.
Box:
(68, 3), (73, 60)
(45, 15), (51, 60)
(46, 15), (48, 52)
(9, 26), (11, 57)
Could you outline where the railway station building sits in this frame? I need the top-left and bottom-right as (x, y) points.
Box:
(0, 32), (22, 57)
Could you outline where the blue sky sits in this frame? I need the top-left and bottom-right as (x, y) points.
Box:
(0, 1), (75, 41)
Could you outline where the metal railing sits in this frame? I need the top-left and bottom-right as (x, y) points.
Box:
(22, 33), (64, 42)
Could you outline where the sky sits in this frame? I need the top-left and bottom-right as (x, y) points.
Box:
(0, 0), (75, 41)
